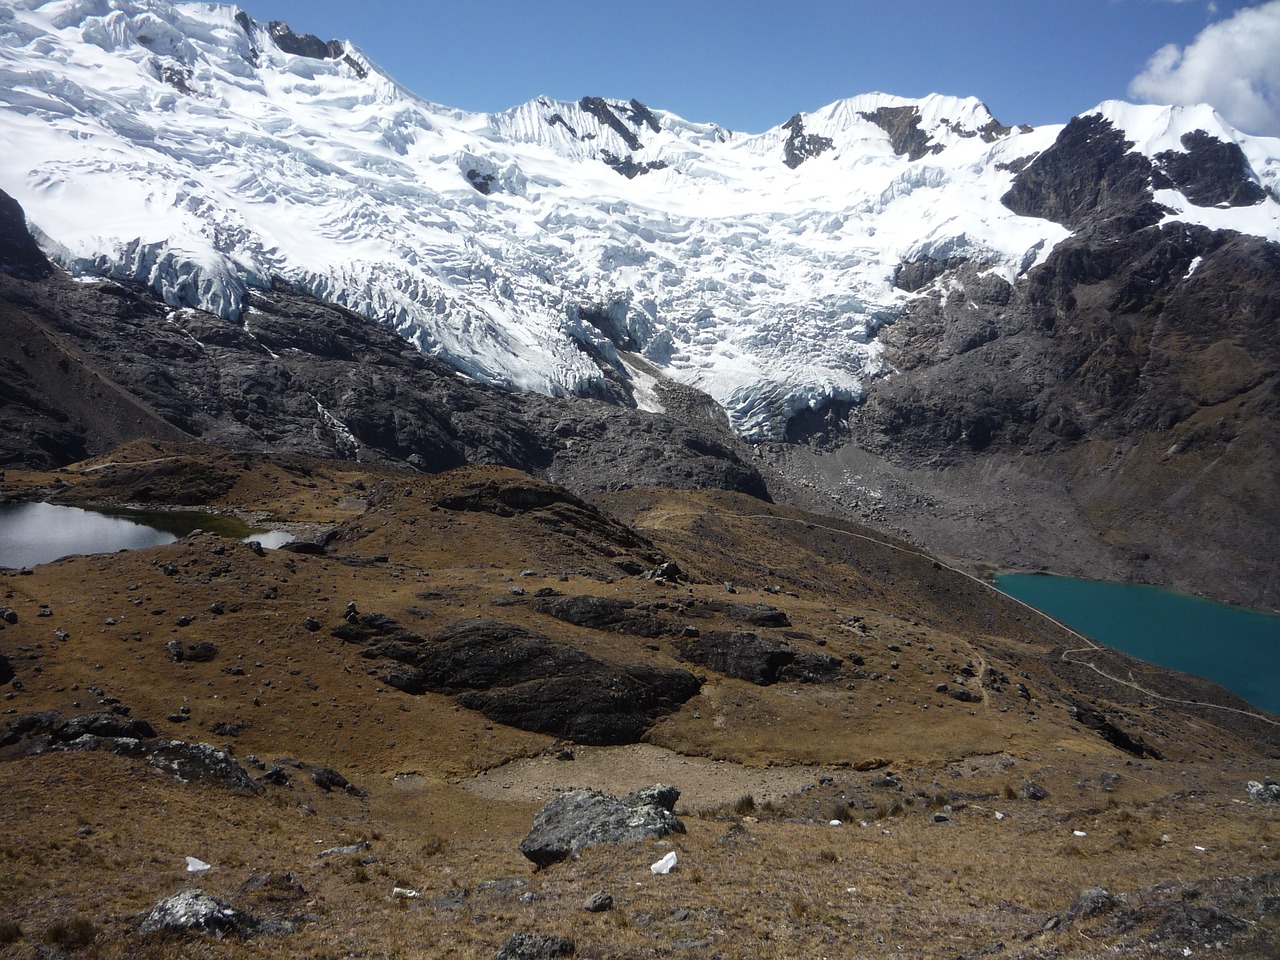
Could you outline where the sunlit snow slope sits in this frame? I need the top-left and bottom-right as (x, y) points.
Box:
(2, 1), (1278, 437)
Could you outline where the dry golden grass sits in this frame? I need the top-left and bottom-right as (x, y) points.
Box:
(1, 442), (1278, 959)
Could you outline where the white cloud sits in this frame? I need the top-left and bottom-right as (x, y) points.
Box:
(1129, 0), (1280, 135)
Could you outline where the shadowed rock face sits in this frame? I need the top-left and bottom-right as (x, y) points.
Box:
(0, 191), (50, 279)
(0, 190), (769, 501)
(1154, 131), (1268, 208)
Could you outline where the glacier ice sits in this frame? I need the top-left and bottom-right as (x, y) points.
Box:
(1, 1), (1277, 438)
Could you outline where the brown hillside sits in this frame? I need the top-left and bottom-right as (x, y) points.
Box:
(1, 443), (1277, 959)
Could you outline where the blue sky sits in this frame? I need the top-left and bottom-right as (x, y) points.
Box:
(250, 0), (1280, 135)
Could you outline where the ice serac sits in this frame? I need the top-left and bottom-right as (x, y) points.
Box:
(0, 5), (1278, 440)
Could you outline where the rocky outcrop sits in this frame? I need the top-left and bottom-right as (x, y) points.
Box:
(781, 114), (834, 169)
(688, 599), (791, 627)
(1067, 700), (1163, 759)
(1246, 779), (1280, 803)
(578, 97), (644, 151)
(518, 783), (683, 867)
(531, 595), (679, 638)
(2, 709), (265, 792)
(458, 664), (700, 745)
(1001, 114), (1165, 232)
(674, 631), (840, 685)
(267, 22), (343, 60)
(860, 105), (943, 161)
(347, 618), (700, 744)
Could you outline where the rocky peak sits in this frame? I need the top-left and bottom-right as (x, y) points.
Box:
(267, 21), (344, 61)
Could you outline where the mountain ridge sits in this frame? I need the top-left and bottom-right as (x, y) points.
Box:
(2, 0), (1278, 607)
(3, 0), (1276, 438)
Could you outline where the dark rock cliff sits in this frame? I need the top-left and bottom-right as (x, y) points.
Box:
(831, 113), (1280, 605)
(0, 191), (769, 501)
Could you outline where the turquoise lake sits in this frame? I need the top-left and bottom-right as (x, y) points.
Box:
(995, 573), (1280, 716)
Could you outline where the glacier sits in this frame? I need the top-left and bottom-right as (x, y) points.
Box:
(2, 0), (1278, 438)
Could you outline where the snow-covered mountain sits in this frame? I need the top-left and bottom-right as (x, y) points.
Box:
(2, 0), (1278, 438)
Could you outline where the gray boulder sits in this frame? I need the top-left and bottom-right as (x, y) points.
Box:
(1068, 886), (1119, 919)
(140, 888), (294, 939)
(494, 932), (575, 959)
(140, 740), (262, 794)
(519, 783), (683, 867)
(1246, 779), (1280, 803)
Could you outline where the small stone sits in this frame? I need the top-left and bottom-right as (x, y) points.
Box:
(583, 891), (613, 912)
(1020, 780), (1049, 801)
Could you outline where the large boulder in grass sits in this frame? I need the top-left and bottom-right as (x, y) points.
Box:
(494, 932), (576, 959)
(519, 784), (683, 868)
(140, 888), (295, 939)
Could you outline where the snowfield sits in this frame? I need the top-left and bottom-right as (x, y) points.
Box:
(2, 0), (1278, 437)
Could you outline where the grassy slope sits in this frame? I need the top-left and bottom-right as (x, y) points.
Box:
(1, 441), (1277, 959)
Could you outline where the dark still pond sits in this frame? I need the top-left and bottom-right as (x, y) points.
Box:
(0, 502), (289, 568)
(996, 573), (1280, 716)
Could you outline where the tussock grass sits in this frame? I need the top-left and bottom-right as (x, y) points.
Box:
(43, 916), (98, 950)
